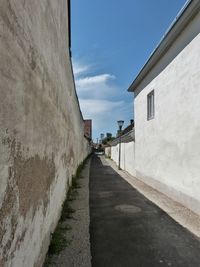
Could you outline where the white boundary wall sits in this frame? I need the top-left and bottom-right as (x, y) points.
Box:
(105, 141), (136, 177)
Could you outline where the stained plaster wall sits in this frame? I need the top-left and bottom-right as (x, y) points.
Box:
(0, 1), (90, 266)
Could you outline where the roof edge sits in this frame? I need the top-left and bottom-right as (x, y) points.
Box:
(128, 0), (200, 92)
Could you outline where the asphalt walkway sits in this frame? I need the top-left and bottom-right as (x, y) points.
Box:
(89, 155), (200, 267)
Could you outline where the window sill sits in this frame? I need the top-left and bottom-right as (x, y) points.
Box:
(147, 116), (154, 121)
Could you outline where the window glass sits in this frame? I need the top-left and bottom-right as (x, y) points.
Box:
(147, 90), (154, 120)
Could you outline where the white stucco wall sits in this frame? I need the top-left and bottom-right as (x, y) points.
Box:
(121, 142), (136, 176)
(105, 146), (111, 158)
(111, 144), (119, 165)
(109, 142), (135, 177)
(134, 10), (200, 215)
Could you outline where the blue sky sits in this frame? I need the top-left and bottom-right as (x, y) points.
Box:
(71, 0), (186, 141)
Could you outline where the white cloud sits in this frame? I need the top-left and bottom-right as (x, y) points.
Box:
(72, 59), (117, 99)
(80, 99), (124, 116)
(72, 58), (133, 139)
(76, 72), (118, 99)
(73, 60), (90, 76)
(79, 98), (132, 138)
(76, 74), (115, 88)
(76, 74), (117, 99)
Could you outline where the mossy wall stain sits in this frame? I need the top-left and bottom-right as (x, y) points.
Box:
(14, 154), (55, 217)
(0, 137), (56, 264)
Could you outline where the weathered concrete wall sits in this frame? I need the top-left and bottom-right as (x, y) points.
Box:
(0, 1), (90, 266)
(107, 142), (135, 176)
(134, 11), (200, 215)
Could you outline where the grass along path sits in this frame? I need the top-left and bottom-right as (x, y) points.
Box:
(44, 158), (92, 267)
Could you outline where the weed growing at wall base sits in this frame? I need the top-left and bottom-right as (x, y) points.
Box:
(105, 154), (111, 159)
(48, 225), (72, 255)
(43, 154), (91, 266)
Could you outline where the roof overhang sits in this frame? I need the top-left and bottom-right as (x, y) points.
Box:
(128, 0), (200, 93)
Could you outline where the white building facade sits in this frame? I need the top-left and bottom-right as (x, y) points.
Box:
(128, 0), (200, 215)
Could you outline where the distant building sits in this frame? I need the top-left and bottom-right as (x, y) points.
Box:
(128, 0), (200, 215)
(121, 120), (134, 136)
(84, 119), (92, 140)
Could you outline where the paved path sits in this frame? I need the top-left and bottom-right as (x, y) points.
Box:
(45, 160), (91, 267)
(89, 155), (200, 267)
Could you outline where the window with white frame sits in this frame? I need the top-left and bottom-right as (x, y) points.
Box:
(147, 90), (155, 120)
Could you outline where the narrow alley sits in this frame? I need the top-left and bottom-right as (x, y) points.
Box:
(90, 155), (200, 267)
(1, 1), (200, 266)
